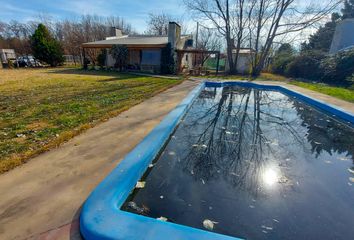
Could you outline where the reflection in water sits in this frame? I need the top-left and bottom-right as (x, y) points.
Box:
(263, 167), (278, 186)
(122, 86), (354, 240)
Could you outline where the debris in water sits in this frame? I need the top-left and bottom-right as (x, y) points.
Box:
(262, 230), (268, 234)
(168, 151), (176, 156)
(171, 135), (177, 139)
(261, 225), (273, 230)
(324, 160), (332, 164)
(201, 179), (205, 184)
(249, 205), (255, 209)
(348, 168), (354, 174)
(135, 181), (146, 188)
(157, 216), (168, 222)
(314, 141), (322, 145)
(209, 206), (213, 210)
(203, 219), (218, 230)
(192, 144), (207, 148)
(126, 201), (149, 215)
(349, 177), (354, 183)
(148, 164), (154, 168)
(273, 219), (279, 223)
(339, 157), (350, 161)
(225, 131), (233, 135)
(278, 176), (289, 184)
(191, 170), (194, 175)
(160, 195), (164, 199)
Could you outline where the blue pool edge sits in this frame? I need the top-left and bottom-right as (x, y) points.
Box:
(80, 81), (354, 240)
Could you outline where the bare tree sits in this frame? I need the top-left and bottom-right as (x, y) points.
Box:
(247, 0), (341, 76)
(185, 0), (341, 76)
(146, 13), (173, 35)
(145, 12), (189, 35)
(184, 0), (248, 74)
(196, 26), (222, 65)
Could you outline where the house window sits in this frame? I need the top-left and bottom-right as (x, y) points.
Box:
(141, 50), (161, 65)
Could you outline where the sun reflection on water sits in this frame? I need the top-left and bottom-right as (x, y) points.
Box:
(263, 168), (278, 186)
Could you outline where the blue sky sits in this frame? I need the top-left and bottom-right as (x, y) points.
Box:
(0, 0), (188, 32)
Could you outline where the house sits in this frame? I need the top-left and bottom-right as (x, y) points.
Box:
(225, 48), (255, 74)
(82, 22), (193, 73)
(330, 18), (354, 54)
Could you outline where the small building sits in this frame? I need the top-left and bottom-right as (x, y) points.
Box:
(225, 48), (255, 74)
(0, 49), (17, 68)
(82, 22), (193, 73)
(330, 19), (354, 54)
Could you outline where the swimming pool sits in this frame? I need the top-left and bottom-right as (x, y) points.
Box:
(80, 81), (354, 240)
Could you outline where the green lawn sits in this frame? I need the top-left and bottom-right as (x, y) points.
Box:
(204, 73), (354, 103)
(0, 68), (181, 173)
(258, 73), (354, 103)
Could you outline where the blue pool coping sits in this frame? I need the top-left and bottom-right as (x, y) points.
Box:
(80, 81), (354, 240)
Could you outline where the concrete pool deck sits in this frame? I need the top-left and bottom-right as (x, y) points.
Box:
(0, 78), (353, 240)
(0, 79), (200, 240)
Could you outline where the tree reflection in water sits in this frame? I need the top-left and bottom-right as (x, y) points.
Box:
(123, 86), (354, 240)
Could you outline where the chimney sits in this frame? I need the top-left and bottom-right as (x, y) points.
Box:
(168, 22), (181, 50)
(110, 27), (123, 37)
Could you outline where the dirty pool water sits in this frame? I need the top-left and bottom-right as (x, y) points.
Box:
(122, 86), (354, 239)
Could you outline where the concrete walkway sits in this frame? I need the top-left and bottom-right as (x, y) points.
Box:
(0, 79), (200, 240)
(0, 78), (353, 240)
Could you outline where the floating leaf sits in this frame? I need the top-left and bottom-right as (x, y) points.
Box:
(203, 219), (218, 230)
(261, 225), (273, 230)
(168, 151), (176, 156)
(135, 181), (146, 189)
(157, 216), (168, 222)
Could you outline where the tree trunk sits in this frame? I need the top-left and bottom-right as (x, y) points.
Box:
(226, 36), (237, 74)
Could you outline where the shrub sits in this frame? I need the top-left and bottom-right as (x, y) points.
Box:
(320, 49), (354, 85)
(31, 24), (64, 67)
(271, 55), (295, 75)
(97, 49), (107, 69)
(110, 45), (128, 71)
(271, 43), (295, 75)
(285, 51), (326, 80)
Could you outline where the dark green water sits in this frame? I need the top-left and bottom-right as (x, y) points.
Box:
(122, 86), (354, 239)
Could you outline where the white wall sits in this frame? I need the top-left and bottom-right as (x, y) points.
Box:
(226, 53), (252, 74)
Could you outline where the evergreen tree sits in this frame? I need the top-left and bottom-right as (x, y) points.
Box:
(271, 43), (296, 75)
(110, 45), (128, 71)
(31, 24), (64, 67)
(301, 13), (340, 52)
(342, 0), (354, 19)
(160, 43), (175, 74)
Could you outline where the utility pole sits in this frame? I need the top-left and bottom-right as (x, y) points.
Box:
(195, 22), (199, 49)
(194, 22), (199, 69)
